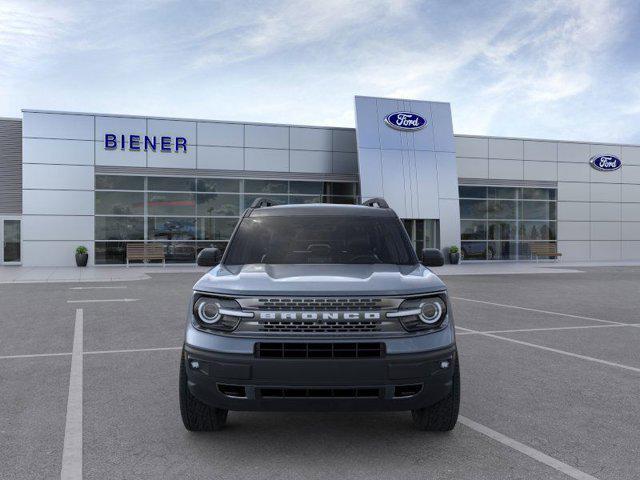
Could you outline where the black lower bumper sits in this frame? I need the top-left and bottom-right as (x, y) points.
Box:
(183, 343), (457, 412)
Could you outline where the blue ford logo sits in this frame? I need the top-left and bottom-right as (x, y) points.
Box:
(384, 112), (427, 131)
(590, 155), (621, 171)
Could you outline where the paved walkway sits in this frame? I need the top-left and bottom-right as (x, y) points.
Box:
(0, 265), (208, 283)
(0, 260), (638, 283)
(431, 260), (640, 276)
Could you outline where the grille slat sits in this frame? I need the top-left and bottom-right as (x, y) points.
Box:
(260, 387), (381, 398)
(255, 342), (385, 359)
(256, 298), (384, 311)
(259, 319), (380, 333)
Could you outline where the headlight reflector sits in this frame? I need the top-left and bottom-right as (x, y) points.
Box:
(418, 298), (444, 324)
(197, 300), (221, 324)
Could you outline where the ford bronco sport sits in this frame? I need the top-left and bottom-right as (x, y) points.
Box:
(179, 198), (459, 431)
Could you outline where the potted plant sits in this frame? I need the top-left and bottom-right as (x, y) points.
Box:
(75, 246), (88, 267)
(449, 246), (460, 264)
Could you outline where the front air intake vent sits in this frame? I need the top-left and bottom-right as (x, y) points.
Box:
(260, 387), (381, 398)
(255, 342), (385, 359)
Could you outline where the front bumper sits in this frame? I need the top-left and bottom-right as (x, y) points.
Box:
(183, 341), (457, 412)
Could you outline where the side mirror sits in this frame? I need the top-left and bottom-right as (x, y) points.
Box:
(421, 248), (445, 267)
(197, 247), (222, 267)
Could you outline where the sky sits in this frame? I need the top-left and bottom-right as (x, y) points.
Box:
(1, 0), (639, 143)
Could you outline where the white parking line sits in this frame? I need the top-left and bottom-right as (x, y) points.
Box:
(456, 323), (636, 335)
(0, 352), (72, 360)
(84, 346), (181, 355)
(66, 298), (139, 303)
(0, 346), (181, 360)
(460, 326), (640, 373)
(60, 308), (83, 480)
(451, 297), (624, 325)
(459, 415), (599, 480)
(69, 286), (127, 290)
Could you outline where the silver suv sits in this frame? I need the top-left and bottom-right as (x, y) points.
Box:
(179, 198), (459, 431)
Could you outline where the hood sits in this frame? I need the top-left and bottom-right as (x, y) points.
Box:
(193, 263), (446, 296)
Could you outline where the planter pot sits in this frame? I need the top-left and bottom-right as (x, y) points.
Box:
(75, 253), (88, 267)
(449, 252), (460, 264)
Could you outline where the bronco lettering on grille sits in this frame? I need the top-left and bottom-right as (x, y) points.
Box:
(257, 312), (381, 321)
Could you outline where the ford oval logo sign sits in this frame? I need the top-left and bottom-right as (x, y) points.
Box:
(384, 112), (427, 131)
(590, 155), (622, 172)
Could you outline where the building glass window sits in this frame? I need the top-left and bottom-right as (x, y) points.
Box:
(458, 186), (557, 260)
(94, 175), (359, 264)
(402, 219), (439, 253)
(95, 191), (144, 215)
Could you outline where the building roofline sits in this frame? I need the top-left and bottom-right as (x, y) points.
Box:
(354, 95), (450, 105)
(454, 133), (640, 148)
(20, 109), (355, 131)
(17, 109), (640, 148)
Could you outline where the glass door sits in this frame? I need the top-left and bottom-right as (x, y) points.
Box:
(1, 218), (21, 264)
(402, 219), (440, 254)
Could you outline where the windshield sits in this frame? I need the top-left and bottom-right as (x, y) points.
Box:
(224, 215), (418, 265)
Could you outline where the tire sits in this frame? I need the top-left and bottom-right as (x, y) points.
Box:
(179, 353), (228, 431)
(411, 358), (460, 431)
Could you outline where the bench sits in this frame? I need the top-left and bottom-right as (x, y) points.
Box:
(529, 243), (562, 262)
(126, 243), (165, 266)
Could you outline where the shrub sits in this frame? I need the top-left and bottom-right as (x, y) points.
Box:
(449, 245), (459, 254)
(76, 246), (88, 255)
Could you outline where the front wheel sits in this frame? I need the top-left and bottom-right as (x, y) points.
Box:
(411, 358), (460, 431)
(179, 352), (228, 431)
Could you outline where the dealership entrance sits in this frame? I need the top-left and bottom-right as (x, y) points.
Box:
(1, 217), (21, 264)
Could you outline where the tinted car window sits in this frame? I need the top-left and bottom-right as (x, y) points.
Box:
(224, 215), (417, 265)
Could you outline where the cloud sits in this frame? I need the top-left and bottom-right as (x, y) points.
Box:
(0, 0), (637, 142)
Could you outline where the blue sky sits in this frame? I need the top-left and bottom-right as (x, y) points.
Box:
(1, 0), (639, 142)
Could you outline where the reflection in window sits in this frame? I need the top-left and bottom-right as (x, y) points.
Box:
(196, 194), (240, 216)
(244, 179), (288, 194)
(95, 175), (144, 190)
(95, 217), (144, 240)
(488, 222), (516, 240)
(289, 195), (322, 204)
(460, 199), (487, 219)
(95, 192), (144, 215)
(197, 217), (238, 240)
(148, 176), (196, 192)
(148, 217), (196, 240)
(197, 178), (240, 193)
(488, 200), (516, 219)
(461, 220), (487, 240)
(147, 193), (196, 216)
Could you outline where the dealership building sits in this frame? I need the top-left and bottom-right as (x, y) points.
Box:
(0, 95), (639, 267)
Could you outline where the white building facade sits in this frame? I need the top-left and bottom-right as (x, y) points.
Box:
(0, 95), (637, 266)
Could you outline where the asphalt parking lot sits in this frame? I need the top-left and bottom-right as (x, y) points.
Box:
(1, 267), (639, 479)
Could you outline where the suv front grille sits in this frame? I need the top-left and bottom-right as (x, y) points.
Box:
(259, 319), (381, 333)
(255, 342), (385, 359)
(255, 298), (383, 311)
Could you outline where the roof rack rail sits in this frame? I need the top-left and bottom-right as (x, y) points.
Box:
(249, 197), (277, 209)
(361, 197), (389, 208)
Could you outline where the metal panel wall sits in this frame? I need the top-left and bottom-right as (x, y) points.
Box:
(354, 96), (460, 254)
(0, 118), (22, 214)
(455, 134), (640, 261)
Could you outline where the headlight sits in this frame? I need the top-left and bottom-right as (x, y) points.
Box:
(197, 300), (221, 324)
(387, 295), (447, 331)
(418, 298), (445, 325)
(193, 295), (247, 332)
